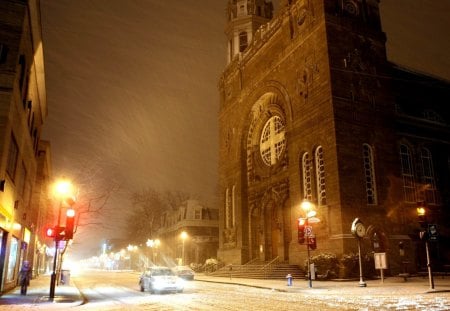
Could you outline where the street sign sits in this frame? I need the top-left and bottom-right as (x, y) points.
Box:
(428, 224), (438, 241)
(305, 225), (313, 237)
(374, 252), (388, 269)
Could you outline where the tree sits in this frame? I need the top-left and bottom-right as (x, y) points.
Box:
(125, 188), (189, 244)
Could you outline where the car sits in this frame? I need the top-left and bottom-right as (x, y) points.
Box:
(139, 266), (184, 293)
(172, 265), (195, 280)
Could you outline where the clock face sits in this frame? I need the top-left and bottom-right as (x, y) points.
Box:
(356, 223), (366, 237)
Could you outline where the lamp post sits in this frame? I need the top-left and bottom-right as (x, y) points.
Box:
(417, 205), (434, 290)
(127, 244), (137, 270)
(181, 231), (188, 265)
(49, 179), (73, 301)
(300, 200), (317, 288)
(146, 239), (160, 266)
(351, 218), (367, 287)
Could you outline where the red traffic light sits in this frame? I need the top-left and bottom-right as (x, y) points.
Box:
(298, 218), (305, 244)
(45, 226), (65, 240)
(46, 227), (56, 238)
(65, 208), (76, 240)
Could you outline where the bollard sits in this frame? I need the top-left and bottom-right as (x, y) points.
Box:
(286, 274), (293, 286)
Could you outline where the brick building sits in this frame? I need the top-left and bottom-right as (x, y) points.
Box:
(0, 0), (52, 292)
(218, 0), (450, 274)
(157, 200), (219, 266)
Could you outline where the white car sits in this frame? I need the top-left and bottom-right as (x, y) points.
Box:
(139, 266), (184, 293)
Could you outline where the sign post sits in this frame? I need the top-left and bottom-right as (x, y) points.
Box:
(374, 252), (388, 283)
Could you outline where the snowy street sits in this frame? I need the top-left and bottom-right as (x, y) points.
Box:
(1, 270), (450, 310)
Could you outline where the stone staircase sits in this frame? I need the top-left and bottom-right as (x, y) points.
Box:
(207, 257), (304, 280)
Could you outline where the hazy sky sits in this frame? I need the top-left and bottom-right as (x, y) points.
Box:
(40, 0), (450, 257)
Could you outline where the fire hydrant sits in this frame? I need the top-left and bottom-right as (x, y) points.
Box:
(286, 274), (293, 286)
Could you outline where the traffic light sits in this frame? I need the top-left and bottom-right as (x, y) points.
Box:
(45, 226), (65, 240)
(65, 208), (76, 240)
(308, 235), (317, 250)
(46, 227), (56, 238)
(298, 218), (306, 244)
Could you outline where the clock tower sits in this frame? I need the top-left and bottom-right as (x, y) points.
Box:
(225, 0), (274, 63)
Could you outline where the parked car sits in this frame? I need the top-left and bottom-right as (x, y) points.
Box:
(139, 266), (184, 293)
(172, 265), (195, 280)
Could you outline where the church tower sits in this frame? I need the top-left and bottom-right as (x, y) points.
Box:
(225, 0), (274, 63)
(218, 0), (450, 274)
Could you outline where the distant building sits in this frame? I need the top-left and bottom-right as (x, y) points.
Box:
(0, 0), (51, 292)
(157, 200), (219, 266)
(218, 0), (450, 275)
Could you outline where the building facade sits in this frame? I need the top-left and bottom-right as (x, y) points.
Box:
(157, 200), (219, 267)
(0, 0), (52, 292)
(218, 0), (450, 274)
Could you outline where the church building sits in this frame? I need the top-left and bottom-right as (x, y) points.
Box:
(218, 0), (450, 274)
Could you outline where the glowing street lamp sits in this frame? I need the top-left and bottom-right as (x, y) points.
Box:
(417, 204), (434, 290)
(49, 179), (74, 301)
(300, 200), (317, 288)
(146, 239), (161, 265)
(181, 231), (188, 265)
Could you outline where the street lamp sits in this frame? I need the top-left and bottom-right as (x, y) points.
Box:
(417, 205), (434, 290)
(180, 231), (188, 265)
(146, 239), (161, 266)
(49, 179), (73, 301)
(300, 200), (317, 288)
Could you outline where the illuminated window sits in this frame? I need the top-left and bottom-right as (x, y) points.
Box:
(6, 237), (18, 282)
(362, 144), (377, 205)
(400, 144), (416, 203)
(302, 153), (313, 201)
(315, 146), (326, 206)
(420, 148), (438, 204)
(260, 116), (286, 166)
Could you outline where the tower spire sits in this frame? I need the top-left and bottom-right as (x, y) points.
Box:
(225, 0), (274, 63)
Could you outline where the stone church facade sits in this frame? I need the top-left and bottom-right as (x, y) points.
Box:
(218, 0), (450, 274)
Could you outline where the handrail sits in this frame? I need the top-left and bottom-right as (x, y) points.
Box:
(244, 258), (259, 266)
(262, 256), (279, 278)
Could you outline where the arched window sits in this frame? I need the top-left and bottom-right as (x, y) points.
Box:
(315, 146), (326, 206)
(420, 148), (437, 205)
(302, 152), (312, 201)
(399, 144), (416, 203)
(259, 116), (286, 166)
(239, 31), (248, 52)
(362, 144), (377, 205)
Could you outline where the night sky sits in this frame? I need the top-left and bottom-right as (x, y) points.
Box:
(39, 0), (450, 258)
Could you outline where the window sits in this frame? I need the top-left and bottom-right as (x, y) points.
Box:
(194, 209), (201, 220)
(400, 144), (416, 203)
(18, 55), (26, 89)
(0, 44), (8, 64)
(6, 237), (19, 282)
(239, 31), (248, 52)
(260, 116), (286, 166)
(315, 146), (326, 206)
(302, 153), (313, 201)
(420, 148), (438, 205)
(362, 144), (377, 205)
(6, 135), (19, 180)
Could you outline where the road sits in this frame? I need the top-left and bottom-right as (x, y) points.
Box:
(2, 270), (450, 310)
(74, 270), (337, 310)
(74, 270), (450, 310)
